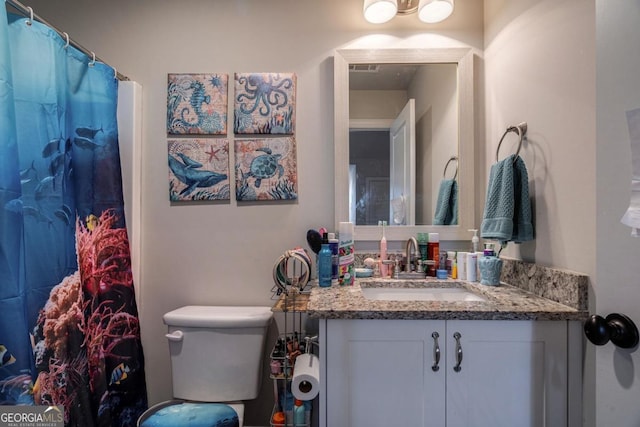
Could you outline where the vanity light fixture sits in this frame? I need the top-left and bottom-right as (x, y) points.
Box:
(363, 0), (454, 24)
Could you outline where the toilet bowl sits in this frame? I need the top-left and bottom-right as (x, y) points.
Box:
(137, 306), (273, 427)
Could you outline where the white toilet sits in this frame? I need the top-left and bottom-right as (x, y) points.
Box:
(138, 305), (274, 427)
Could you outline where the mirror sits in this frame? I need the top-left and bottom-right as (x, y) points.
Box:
(334, 48), (475, 241)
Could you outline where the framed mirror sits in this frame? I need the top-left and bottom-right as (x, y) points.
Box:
(334, 48), (475, 241)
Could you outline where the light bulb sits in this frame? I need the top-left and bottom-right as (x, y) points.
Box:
(363, 0), (398, 24)
(418, 0), (454, 24)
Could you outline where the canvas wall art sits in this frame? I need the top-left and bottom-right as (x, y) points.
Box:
(167, 73), (228, 135)
(235, 137), (298, 201)
(168, 138), (230, 201)
(234, 73), (296, 134)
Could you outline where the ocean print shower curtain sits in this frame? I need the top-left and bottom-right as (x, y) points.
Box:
(0, 8), (147, 427)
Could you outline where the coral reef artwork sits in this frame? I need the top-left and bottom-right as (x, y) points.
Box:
(168, 138), (230, 201)
(234, 73), (296, 135)
(31, 210), (147, 425)
(167, 73), (228, 135)
(235, 137), (298, 201)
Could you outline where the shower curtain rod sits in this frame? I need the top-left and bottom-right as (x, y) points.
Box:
(5, 0), (129, 81)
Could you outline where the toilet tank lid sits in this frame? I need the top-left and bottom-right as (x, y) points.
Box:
(163, 305), (273, 328)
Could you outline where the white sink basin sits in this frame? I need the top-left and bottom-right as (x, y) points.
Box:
(361, 287), (487, 302)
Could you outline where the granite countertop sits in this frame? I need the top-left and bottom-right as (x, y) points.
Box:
(306, 278), (588, 321)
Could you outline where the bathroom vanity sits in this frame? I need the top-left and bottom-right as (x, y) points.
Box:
(308, 261), (588, 427)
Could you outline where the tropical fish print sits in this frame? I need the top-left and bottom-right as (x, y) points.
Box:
(0, 345), (16, 367)
(109, 363), (130, 385)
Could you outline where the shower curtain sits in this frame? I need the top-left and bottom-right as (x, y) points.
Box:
(0, 8), (147, 427)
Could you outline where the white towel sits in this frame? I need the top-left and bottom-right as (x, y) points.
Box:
(621, 108), (640, 236)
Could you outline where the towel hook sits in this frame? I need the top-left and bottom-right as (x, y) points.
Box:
(443, 156), (458, 180)
(62, 32), (70, 49)
(25, 6), (33, 26)
(496, 122), (528, 163)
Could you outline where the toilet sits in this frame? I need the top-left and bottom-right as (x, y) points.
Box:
(138, 305), (274, 427)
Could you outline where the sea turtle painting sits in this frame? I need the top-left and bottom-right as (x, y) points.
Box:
(248, 147), (283, 188)
(234, 138), (297, 201)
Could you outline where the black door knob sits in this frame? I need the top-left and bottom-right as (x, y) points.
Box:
(584, 313), (639, 349)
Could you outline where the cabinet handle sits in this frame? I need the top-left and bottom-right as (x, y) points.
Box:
(431, 331), (440, 372)
(453, 332), (463, 372)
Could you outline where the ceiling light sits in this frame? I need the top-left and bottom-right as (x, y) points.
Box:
(363, 0), (454, 24)
(418, 0), (454, 24)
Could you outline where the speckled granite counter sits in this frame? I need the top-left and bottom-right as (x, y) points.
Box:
(306, 258), (589, 321)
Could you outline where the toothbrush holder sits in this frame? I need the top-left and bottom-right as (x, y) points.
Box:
(479, 256), (503, 286)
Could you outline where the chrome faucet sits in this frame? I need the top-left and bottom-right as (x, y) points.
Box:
(405, 237), (419, 273)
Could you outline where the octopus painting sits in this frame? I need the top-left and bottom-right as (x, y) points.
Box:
(234, 73), (296, 135)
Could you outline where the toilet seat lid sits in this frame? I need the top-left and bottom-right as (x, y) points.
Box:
(163, 306), (273, 328)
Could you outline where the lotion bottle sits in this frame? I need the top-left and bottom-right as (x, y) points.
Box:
(379, 221), (388, 277)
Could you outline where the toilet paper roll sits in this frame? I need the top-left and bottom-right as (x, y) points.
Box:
(291, 353), (320, 401)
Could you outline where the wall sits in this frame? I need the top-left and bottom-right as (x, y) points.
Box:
(484, 0), (596, 424)
(596, 2), (640, 426)
(20, 0), (483, 424)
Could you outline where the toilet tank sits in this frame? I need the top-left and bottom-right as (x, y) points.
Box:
(163, 305), (273, 402)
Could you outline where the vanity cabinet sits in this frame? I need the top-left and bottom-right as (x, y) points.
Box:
(320, 319), (568, 427)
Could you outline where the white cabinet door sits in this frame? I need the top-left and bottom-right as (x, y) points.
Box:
(445, 320), (567, 427)
(325, 319), (446, 427)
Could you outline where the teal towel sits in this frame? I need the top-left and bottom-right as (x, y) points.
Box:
(481, 154), (534, 243)
(433, 179), (458, 225)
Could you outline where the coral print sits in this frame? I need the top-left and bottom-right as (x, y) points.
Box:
(167, 73), (228, 135)
(168, 139), (230, 201)
(235, 137), (298, 201)
(234, 72), (296, 134)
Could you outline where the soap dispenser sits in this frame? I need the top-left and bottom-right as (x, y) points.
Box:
(468, 229), (479, 253)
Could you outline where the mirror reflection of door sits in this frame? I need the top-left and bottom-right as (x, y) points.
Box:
(390, 99), (416, 225)
(349, 129), (390, 225)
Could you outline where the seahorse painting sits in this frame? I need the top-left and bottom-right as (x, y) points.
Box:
(234, 73), (296, 135)
(167, 74), (228, 135)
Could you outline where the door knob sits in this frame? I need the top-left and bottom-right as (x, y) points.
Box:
(584, 313), (639, 349)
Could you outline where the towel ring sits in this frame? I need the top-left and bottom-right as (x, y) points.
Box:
(443, 156), (458, 180)
(496, 122), (528, 163)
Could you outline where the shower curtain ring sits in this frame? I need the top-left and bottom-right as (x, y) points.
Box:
(26, 7), (33, 26)
(89, 52), (96, 67)
(62, 32), (70, 49)
(113, 67), (117, 80)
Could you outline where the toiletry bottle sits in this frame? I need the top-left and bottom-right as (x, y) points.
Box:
(417, 232), (428, 261)
(457, 252), (467, 280)
(379, 221), (388, 277)
(446, 251), (456, 276)
(451, 258), (458, 279)
(338, 222), (355, 285)
(318, 233), (332, 287)
(466, 252), (477, 282)
(328, 232), (339, 285)
(427, 233), (440, 277)
(293, 399), (306, 426)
